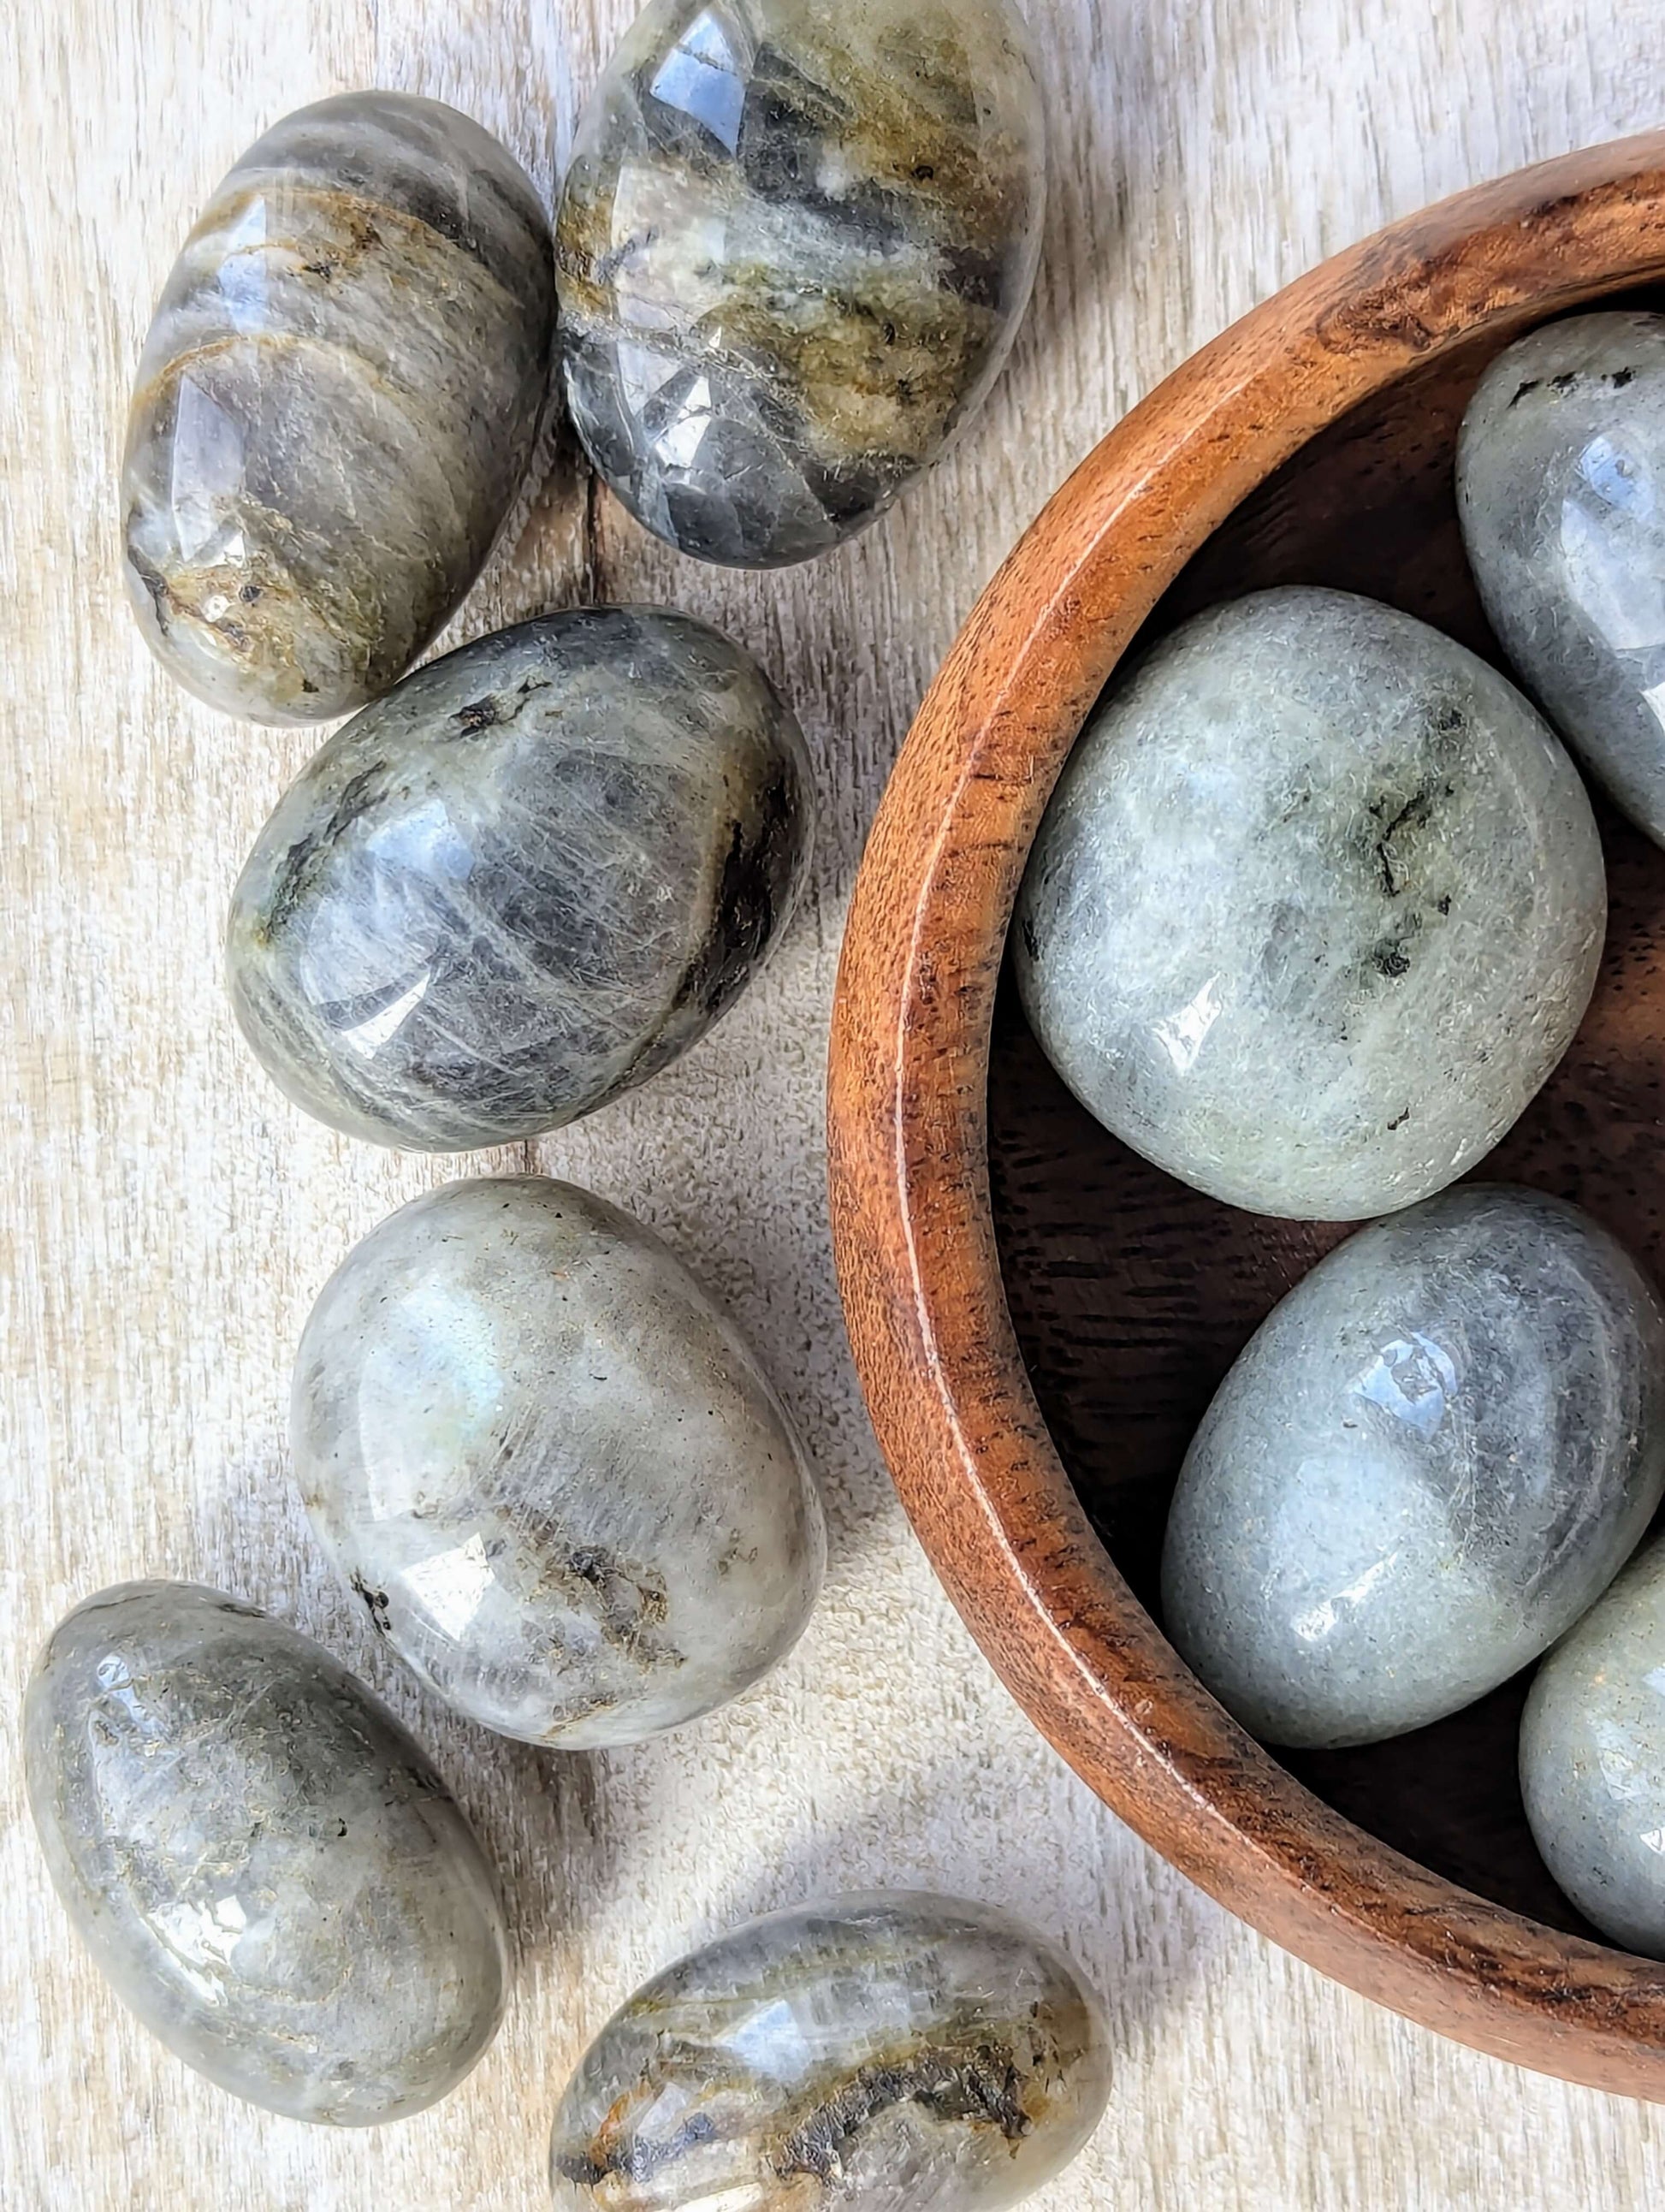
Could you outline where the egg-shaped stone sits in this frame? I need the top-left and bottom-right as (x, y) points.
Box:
(548, 1892), (1111, 2211)
(1161, 1187), (1665, 1750)
(1459, 311), (1665, 848)
(293, 1176), (826, 1748)
(1521, 1538), (1665, 1955)
(1014, 587), (1606, 1219)
(122, 92), (555, 722)
(555, 0), (1046, 568)
(22, 1581), (507, 2123)
(227, 607), (813, 1149)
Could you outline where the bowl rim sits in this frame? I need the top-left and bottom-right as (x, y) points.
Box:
(827, 129), (1665, 2097)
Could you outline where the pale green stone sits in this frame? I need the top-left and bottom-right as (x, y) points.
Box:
(1015, 587), (1606, 1220)
(1521, 1538), (1665, 1955)
(1459, 310), (1665, 848)
(1162, 1188), (1665, 1749)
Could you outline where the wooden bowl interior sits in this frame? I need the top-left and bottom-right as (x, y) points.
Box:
(988, 285), (1665, 1944)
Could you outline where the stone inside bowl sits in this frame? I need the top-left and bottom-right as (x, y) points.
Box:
(987, 288), (1665, 1942)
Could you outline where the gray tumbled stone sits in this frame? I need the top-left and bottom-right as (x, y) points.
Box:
(1161, 1187), (1665, 1750)
(555, 0), (1046, 568)
(293, 1176), (826, 1748)
(23, 1581), (507, 2124)
(226, 607), (813, 1150)
(123, 92), (555, 723)
(1521, 1537), (1665, 1956)
(1459, 311), (1665, 848)
(548, 1893), (1111, 2212)
(1014, 586), (1606, 1220)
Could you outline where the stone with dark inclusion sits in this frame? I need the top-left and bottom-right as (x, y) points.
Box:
(1014, 586), (1607, 1220)
(122, 92), (555, 722)
(226, 607), (813, 1150)
(1459, 311), (1665, 849)
(1521, 1537), (1665, 1956)
(293, 1175), (827, 1748)
(555, 0), (1047, 568)
(547, 1893), (1111, 2212)
(23, 1581), (507, 2124)
(1162, 1188), (1665, 1751)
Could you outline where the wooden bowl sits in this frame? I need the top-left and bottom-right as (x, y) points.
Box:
(827, 133), (1665, 2098)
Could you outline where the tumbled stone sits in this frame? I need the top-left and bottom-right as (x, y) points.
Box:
(548, 1893), (1111, 2211)
(293, 1175), (826, 1748)
(555, 0), (1046, 568)
(1521, 1537), (1665, 1955)
(23, 1581), (507, 2124)
(1162, 1187), (1665, 1749)
(227, 607), (813, 1149)
(123, 92), (555, 722)
(1015, 586), (1606, 1219)
(1459, 311), (1665, 848)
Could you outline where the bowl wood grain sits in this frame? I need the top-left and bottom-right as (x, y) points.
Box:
(827, 132), (1665, 2097)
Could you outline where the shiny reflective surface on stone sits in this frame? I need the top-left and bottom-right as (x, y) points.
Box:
(293, 1176), (826, 1748)
(1015, 587), (1606, 1220)
(548, 1893), (1111, 2211)
(123, 92), (554, 721)
(1162, 1188), (1665, 1750)
(23, 1581), (507, 2124)
(1459, 311), (1665, 848)
(556, 0), (1046, 567)
(1522, 1537), (1665, 1957)
(227, 608), (813, 1149)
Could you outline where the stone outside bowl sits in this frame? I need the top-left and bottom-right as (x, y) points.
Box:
(826, 133), (1665, 2098)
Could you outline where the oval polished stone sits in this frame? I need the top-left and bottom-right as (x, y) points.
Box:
(293, 1175), (826, 1748)
(548, 1893), (1111, 2211)
(1459, 311), (1665, 847)
(23, 1580), (507, 2123)
(1014, 586), (1606, 1219)
(122, 92), (555, 722)
(227, 607), (813, 1149)
(1521, 1538), (1665, 1955)
(1162, 1188), (1665, 1750)
(555, 0), (1046, 568)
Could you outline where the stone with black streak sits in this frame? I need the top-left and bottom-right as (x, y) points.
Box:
(122, 92), (555, 722)
(1015, 586), (1606, 1219)
(547, 1893), (1111, 2211)
(22, 1581), (507, 2124)
(226, 607), (814, 1150)
(556, 0), (1046, 567)
(292, 1175), (826, 1748)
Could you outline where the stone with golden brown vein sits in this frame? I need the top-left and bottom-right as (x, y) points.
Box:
(556, 0), (1046, 568)
(548, 1894), (1111, 2211)
(122, 92), (555, 722)
(292, 1175), (827, 1749)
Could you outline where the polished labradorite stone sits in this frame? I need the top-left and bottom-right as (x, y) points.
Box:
(1521, 1538), (1665, 1956)
(1162, 1188), (1665, 1750)
(1460, 311), (1665, 849)
(1015, 587), (1606, 1220)
(123, 92), (555, 722)
(548, 1893), (1111, 2211)
(23, 1581), (507, 2124)
(293, 1175), (826, 1749)
(556, 0), (1046, 568)
(227, 607), (813, 1150)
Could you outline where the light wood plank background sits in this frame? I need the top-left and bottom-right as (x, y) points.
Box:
(5, 0), (1665, 2204)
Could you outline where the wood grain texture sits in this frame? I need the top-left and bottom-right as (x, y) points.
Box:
(5, 0), (1665, 2205)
